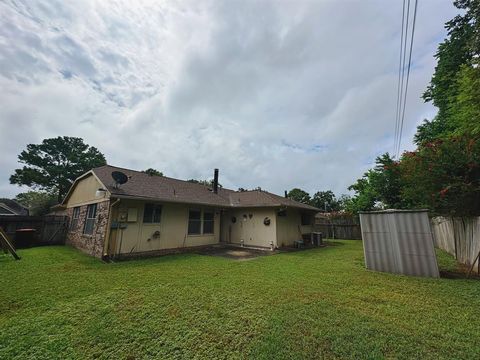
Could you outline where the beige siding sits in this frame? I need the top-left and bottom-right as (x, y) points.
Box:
(109, 200), (221, 255)
(66, 174), (106, 207)
(222, 208), (277, 248)
(276, 208), (314, 247)
(65, 174), (315, 255)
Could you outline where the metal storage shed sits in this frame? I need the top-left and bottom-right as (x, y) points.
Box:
(359, 209), (439, 278)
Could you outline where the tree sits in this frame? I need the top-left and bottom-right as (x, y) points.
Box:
(10, 137), (107, 202)
(287, 188), (311, 205)
(370, 153), (404, 209)
(399, 135), (480, 216)
(187, 179), (222, 188)
(337, 194), (352, 211)
(142, 168), (163, 176)
(351, 1), (480, 216)
(415, 0), (479, 144)
(311, 190), (340, 212)
(347, 153), (403, 213)
(347, 176), (378, 213)
(414, 118), (450, 145)
(449, 64), (480, 136)
(14, 191), (57, 216)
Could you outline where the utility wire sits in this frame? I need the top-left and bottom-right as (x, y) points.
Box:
(396, 0), (418, 158)
(393, 0), (407, 157)
(395, 0), (411, 157)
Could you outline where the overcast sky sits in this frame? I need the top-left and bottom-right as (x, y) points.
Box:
(0, 0), (459, 198)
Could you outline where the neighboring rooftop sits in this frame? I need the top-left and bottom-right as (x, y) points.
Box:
(81, 165), (319, 211)
(0, 198), (29, 216)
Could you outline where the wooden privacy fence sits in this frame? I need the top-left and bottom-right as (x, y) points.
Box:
(314, 224), (362, 240)
(431, 216), (480, 274)
(314, 214), (362, 240)
(0, 215), (68, 248)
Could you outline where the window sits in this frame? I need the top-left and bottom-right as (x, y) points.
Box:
(70, 207), (80, 230)
(143, 203), (162, 223)
(188, 209), (202, 235)
(203, 211), (214, 234)
(301, 213), (312, 225)
(188, 209), (215, 235)
(83, 204), (97, 235)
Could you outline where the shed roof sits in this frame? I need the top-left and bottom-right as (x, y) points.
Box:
(73, 165), (319, 211)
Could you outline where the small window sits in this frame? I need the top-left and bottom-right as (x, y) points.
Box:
(188, 209), (202, 235)
(83, 204), (97, 235)
(70, 206), (80, 231)
(203, 211), (214, 234)
(301, 213), (312, 225)
(143, 203), (162, 223)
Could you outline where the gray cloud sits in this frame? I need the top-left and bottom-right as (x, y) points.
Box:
(0, 0), (458, 198)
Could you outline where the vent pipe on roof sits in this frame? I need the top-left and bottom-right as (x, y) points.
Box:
(213, 168), (219, 194)
(284, 190), (288, 198)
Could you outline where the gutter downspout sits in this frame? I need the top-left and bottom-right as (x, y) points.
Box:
(102, 198), (121, 259)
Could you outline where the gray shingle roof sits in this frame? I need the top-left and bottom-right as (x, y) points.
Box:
(92, 165), (319, 211)
(0, 199), (29, 215)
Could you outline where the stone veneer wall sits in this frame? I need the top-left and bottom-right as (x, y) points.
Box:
(65, 200), (110, 258)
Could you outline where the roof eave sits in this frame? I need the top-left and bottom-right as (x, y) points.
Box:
(109, 193), (230, 208)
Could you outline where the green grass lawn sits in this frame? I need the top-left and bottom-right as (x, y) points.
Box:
(1, 241), (479, 359)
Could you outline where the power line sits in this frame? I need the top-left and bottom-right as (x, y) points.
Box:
(396, 0), (411, 157)
(393, 0), (407, 157)
(396, 0), (419, 158)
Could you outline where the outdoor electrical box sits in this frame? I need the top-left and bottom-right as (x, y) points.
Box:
(127, 208), (138, 222)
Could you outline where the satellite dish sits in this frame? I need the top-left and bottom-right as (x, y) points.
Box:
(111, 171), (129, 188)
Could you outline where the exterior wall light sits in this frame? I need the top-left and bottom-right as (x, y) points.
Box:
(95, 188), (107, 198)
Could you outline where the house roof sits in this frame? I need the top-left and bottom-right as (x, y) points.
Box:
(0, 199), (29, 216)
(230, 189), (319, 210)
(84, 165), (319, 211)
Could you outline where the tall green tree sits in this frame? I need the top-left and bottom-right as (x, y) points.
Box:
(370, 153), (404, 209)
(400, 135), (480, 216)
(337, 194), (352, 211)
(347, 176), (378, 213)
(415, 0), (479, 144)
(287, 188), (311, 205)
(347, 153), (403, 213)
(311, 190), (340, 212)
(10, 137), (107, 201)
(14, 191), (58, 216)
(449, 64), (480, 135)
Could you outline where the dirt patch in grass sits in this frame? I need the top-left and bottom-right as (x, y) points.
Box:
(195, 245), (276, 260)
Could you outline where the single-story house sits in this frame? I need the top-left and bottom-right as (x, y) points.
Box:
(62, 165), (319, 258)
(0, 199), (29, 216)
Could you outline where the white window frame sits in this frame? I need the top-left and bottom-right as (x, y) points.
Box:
(70, 206), (80, 231)
(83, 204), (97, 235)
